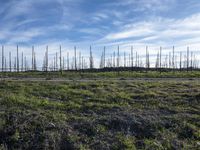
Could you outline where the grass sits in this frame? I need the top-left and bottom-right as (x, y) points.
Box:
(1, 70), (200, 79)
(0, 78), (199, 149)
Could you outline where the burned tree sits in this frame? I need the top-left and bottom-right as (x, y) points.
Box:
(89, 46), (94, 69)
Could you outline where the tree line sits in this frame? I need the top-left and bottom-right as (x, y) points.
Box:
(0, 45), (199, 73)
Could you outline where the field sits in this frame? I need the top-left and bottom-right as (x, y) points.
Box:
(0, 72), (200, 149)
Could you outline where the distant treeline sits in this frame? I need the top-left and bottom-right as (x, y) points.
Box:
(0, 45), (199, 73)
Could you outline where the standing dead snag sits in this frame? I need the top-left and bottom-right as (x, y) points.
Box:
(45, 46), (49, 72)
(2, 45), (4, 72)
(89, 46), (94, 69)
(146, 46), (150, 71)
(160, 47), (162, 69)
(131, 46), (133, 70)
(104, 46), (106, 68)
(17, 45), (19, 72)
(187, 47), (189, 72)
(159, 46), (162, 73)
(79, 51), (81, 70)
(32, 46), (34, 70)
(117, 46), (120, 68)
(172, 46), (175, 71)
(24, 56), (27, 72)
(113, 51), (116, 68)
(74, 46), (77, 71)
(9, 52), (11, 72)
(60, 45), (62, 74)
(21, 52), (23, 72)
(67, 52), (69, 70)
(34, 51), (37, 71)
(191, 51), (193, 71)
(180, 51), (182, 71)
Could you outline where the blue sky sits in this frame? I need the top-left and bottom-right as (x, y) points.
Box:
(1, 0), (200, 66)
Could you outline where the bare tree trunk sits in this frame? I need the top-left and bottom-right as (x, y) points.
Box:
(191, 51), (193, 71)
(131, 46), (133, 70)
(160, 47), (162, 69)
(113, 51), (115, 68)
(63, 56), (65, 70)
(34, 51), (36, 70)
(9, 52), (11, 72)
(117, 46), (120, 68)
(17, 45), (19, 72)
(67, 52), (69, 70)
(180, 51), (182, 71)
(79, 51), (81, 70)
(60, 45), (62, 74)
(146, 46), (148, 70)
(124, 52), (126, 67)
(4, 57), (6, 72)
(135, 52), (138, 67)
(24, 56), (27, 72)
(74, 46), (77, 70)
(104, 46), (106, 68)
(21, 52), (23, 72)
(46, 46), (48, 72)
(89, 46), (94, 69)
(187, 47), (189, 72)
(2, 46), (4, 72)
(172, 46), (175, 71)
(32, 46), (34, 71)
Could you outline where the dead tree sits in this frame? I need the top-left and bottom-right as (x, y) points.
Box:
(9, 52), (11, 72)
(135, 51), (138, 67)
(34, 51), (37, 70)
(169, 52), (171, 69)
(160, 47), (162, 69)
(131, 46), (133, 69)
(113, 51), (116, 68)
(4, 57), (7, 72)
(14, 57), (16, 72)
(24, 56), (27, 71)
(79, 51), (81, 70)
(146, 46), (150, 70)
(124, 52), (126, 67)
(187, 47), (189, 72)
(2, 46), (4, 72)
(155, 51), (159, 69)
(32, 46), (34, 71)
(180, 51), (182, 71)
(56, 52), (58, 70)
(117, 46), (120, 68)
(17, 45), (19, 72)
(21, 52), (23, 72)
(89, 46), (94, 69)
(60, 45), (62, 73)
(45, 46), (48, 72)
(191, 51), (193, 71)
(172, 46), (175, 70)
(74, 46), (77, 70)
(63, 56), (65, 70)
(104, 46), (106, 68)
(67, 52), (69, 70)
(100, 52), (104, 68)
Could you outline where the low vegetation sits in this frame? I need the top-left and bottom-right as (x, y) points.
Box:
(0, 77), (199, 149)
(1, 70), (200, 79)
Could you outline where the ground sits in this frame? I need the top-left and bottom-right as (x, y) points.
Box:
(0, 72), (199, 149)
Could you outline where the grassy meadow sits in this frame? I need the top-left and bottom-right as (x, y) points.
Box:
(0, 77), (199, 149)
(1, 70), (200, 79)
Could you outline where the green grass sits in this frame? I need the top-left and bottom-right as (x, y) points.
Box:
(1, 70), (200, 79)
(0, 79), (199, 149)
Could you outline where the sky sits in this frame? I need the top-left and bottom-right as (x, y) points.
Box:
(1, 0), (200, 67)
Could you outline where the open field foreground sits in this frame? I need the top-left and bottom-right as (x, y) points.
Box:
(0, 79), (200, 149)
